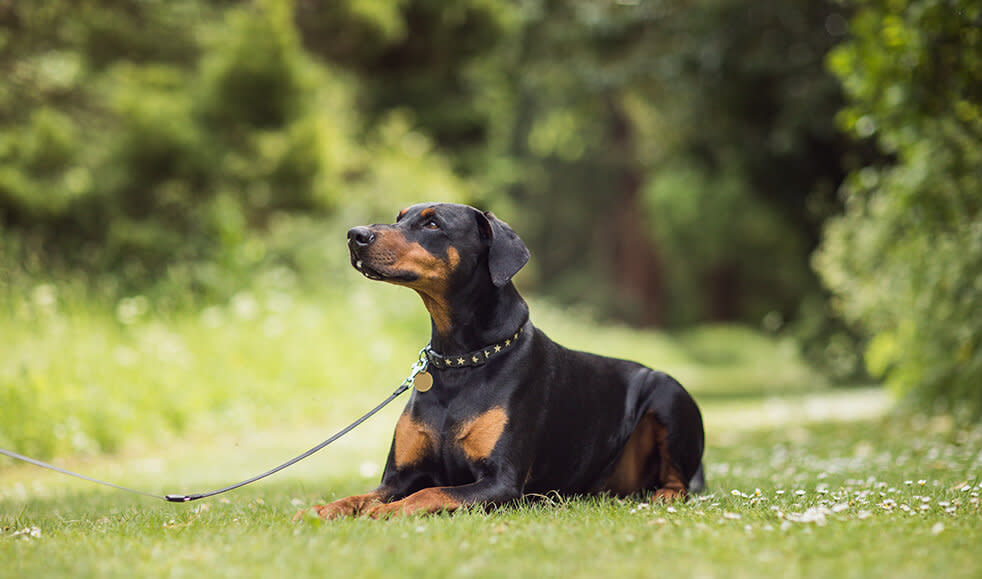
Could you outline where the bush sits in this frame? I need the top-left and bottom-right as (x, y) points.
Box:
(816, 0), (982, 416)
(0, 0), (470, 299)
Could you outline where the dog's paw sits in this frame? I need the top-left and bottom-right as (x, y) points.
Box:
(364, 488), (460, 518)
(364, 501), (404, 519)
(308, 493), (384, 519)
(652, 488), (686, 502)
(309, 502), (351, 520)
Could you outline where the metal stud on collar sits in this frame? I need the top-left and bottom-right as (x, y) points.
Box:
(425, 324), (526, 370)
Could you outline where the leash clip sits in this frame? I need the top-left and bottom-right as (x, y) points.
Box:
(397, 346), (430, 394)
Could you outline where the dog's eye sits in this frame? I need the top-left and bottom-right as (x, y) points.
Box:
(423, 219), (440, 230)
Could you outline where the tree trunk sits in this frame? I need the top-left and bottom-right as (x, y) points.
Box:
(604, 94), (664, 326)
(705, 264), (739, 321)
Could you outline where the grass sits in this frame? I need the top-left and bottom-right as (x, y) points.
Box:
(2, 281), (980, 577)
(3, 416), (979, 578)
(0, 279), (428, 458)
(0, 275), (827, 459)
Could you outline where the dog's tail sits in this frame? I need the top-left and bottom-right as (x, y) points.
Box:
(689, 462), (707, 494)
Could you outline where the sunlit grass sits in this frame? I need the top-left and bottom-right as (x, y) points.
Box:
(1, 279), (978, 578)
(2, 279), (837, 462)
(0, 279), (427, 459)
(2, 416), (978, 578)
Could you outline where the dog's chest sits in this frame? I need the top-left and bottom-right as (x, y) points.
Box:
(393, 390), (509, 476)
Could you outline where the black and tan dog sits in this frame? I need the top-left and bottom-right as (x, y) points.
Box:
(310, 203), (704, 518)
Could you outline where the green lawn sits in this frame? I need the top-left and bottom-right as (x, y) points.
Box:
(2, 284), (980, 578)
(3, 413), (979, 578)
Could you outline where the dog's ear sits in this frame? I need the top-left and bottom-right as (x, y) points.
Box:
(476, 210), (530, 287)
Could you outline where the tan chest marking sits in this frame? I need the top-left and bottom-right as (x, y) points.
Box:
(454, 407), (508, 461)
(394, 412), (437, 469)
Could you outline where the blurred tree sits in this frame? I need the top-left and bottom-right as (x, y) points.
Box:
(0, 0), (468, 295)
(816, 0), (982, 414)
(441, 0), (859, 338)
(0, 0), (334, 283)
(640, 0), (851, 321)
(1, 0), (903, 393)
(0, 0), (202, 228)
(295, 0), (517, 174)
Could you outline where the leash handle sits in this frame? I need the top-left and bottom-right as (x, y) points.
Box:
(2, 348), (429, 503)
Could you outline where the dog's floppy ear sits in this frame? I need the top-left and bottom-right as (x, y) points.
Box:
(477, 210), (530, 287)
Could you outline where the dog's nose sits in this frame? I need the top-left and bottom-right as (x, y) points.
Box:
(347, 226), (375, 248)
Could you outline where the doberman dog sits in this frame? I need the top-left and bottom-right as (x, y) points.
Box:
(309, 202), (704, 518)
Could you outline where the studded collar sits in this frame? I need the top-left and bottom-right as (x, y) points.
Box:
(425, 322), (529, 369)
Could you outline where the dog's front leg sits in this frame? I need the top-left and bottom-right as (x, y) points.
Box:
(364, 478), (520, 518)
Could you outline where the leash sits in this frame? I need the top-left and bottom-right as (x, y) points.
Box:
(0, 347), (431, 503)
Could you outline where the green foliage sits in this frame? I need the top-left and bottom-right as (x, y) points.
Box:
(446, 0), (856, 332)
(4, 0), (977, 418)
(0, 279), (427, 459)
(0, 0), (470, 298)
(0, 277), (824, 460)
(634, 0), (852, 328)
(0, 107), (86, 217)
(87, 0), (348, 280)
(1, 0), (854, 330)
(816, 0), (982, 415)
(200, 0), (309, 131)
(642, 161), (810, 324)
(296, 0), (518, 165)
(826, 0), (981, 151)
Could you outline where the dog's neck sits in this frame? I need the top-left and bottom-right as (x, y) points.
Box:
(425, 281), (529, 356)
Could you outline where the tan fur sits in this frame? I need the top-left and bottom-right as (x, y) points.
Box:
(455, 407), (508, 461)
(603, 412), (659, 496)
(602, 412), (686, 500)
(306, 490), (387, 520)
(652, 418), (686, 501)
(394, 412), (437, 469)
(410, 246), (459, 335)
(368, 230), (459, 335)
(365, 487), (461, 518)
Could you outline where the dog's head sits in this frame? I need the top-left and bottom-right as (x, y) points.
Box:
(347, 203), (529, 298)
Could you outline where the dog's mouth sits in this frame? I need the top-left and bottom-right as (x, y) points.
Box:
(348, 241), (387, 281)
(350, 252), (419, 283)
(353, 258), (387, 281)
